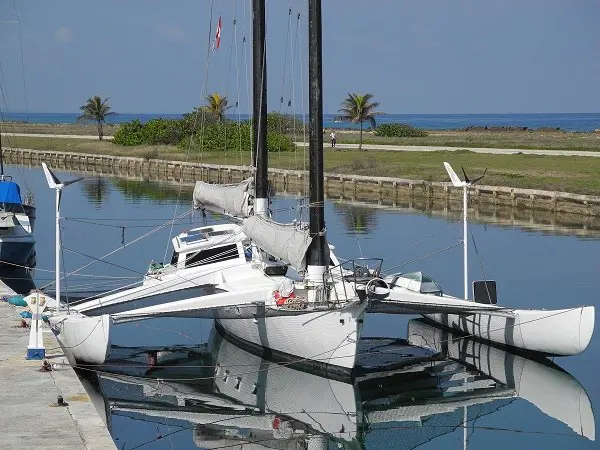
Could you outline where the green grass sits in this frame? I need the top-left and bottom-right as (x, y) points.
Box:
(323, 130), (600, 152)
(6, 135), (600, 196)
(5, 122), (600, 151)
(2, 122), (118, 136)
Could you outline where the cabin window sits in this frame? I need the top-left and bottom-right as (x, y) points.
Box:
(170, 251), (179, 266)
(185, 244), (239, 268)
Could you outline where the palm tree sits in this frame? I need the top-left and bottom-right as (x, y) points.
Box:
(77, 96), (116, 140)
(203, 92), (231, 122)
(337, 93), (382, 150)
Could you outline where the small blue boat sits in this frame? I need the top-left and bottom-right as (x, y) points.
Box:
(0, 141), (36, 267)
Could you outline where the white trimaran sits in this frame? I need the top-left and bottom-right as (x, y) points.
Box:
(46, 0), (593, 370)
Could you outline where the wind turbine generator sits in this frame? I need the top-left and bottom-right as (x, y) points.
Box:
(41, 163), (83, 313)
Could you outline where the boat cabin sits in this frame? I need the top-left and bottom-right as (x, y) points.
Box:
(169, 223), (248, 270)
(386, 271), (443, 296)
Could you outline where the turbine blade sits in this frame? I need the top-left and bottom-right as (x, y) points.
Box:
(62, 177), (84, 187)
(41, 163), (59, 188)
(472, 168), (488, 184)
(443, 162), (464, 187)
(461, 166), (471, 184)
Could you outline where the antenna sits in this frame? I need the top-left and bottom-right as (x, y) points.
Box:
(41, 164), (83, 312)
(443, 162), (486, 300)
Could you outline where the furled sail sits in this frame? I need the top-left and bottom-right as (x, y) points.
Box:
(242, 215), (328, 271)
(193, 179), (252, 218)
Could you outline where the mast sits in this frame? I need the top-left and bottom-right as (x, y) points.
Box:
(0, 120), (4, 176)
(306, 0), (327, 280)
(252, 0), (268, 216)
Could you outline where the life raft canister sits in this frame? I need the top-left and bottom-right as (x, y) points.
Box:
(273, 290), (296, 306)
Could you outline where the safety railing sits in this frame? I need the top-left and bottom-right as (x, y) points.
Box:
(324, 258), (384, 303)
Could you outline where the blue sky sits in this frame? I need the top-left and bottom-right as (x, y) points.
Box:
(1, 0), (599, 114)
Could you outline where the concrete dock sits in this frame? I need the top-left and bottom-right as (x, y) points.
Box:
(0, 295), (115, 449)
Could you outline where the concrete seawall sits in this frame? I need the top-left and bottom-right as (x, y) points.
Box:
(5, 147), (600, 218)
(0, 295), (115, 449)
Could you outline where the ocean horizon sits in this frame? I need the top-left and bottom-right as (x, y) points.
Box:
(2, 112), (599, 132)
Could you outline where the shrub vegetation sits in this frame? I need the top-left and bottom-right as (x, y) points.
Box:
(113, 111), (295, 152)
(375, 123), (428, 138)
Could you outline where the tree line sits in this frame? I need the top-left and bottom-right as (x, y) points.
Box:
(77, 92), (426, 150)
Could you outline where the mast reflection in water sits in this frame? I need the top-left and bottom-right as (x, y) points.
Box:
(77, 321), (594, 449)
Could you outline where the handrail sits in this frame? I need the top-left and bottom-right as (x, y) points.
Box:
(324, 258), (384, 302)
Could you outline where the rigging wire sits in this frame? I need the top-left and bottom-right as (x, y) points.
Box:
(222, 0), (235, 166)
(162, 0), (218, 266)
(296, 0), (308, 200)
(63, 247), (146, 276)
(106, 403), (577, 450)
(0, 20), (33, 192)
(242, 0), (252, 167)
(232, 1), (244, 167)
(39, 209), (193, 290)
(11, 0), (29, 122)
(49, 225), (250, 304)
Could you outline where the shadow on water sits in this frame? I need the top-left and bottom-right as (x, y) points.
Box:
(74, 320), (595, 450)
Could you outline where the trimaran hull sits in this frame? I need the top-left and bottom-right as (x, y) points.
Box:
(49, 291), (366, 372)
(48, 312), (111, 366)
(424, 305), (595, 356)
(216, 300), (366, 373)
(375, 287), (594, 356)
(49, 293), (594, 366)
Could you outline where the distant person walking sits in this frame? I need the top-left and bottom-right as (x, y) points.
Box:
(330, 131), (336, 148)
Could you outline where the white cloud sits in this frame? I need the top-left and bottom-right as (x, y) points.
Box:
(55, 26), (72, 43)
(156, 25), (188, 44)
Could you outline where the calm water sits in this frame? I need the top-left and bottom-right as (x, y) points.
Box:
(6, 165), (599, 449)
(3, 112), (600, 132)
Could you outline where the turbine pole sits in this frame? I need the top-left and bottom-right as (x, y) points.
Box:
(42, 163), (82, 312)
(463, 184), (468, 300)
(55, 186), (61, 312)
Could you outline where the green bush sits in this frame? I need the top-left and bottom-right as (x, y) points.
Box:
(190, 122), (295, 153)
(267, 131), (295, 152)
(143, 118), (184, 145)
(113, 118), (185, 146)
(113, 119), (146, 146)
(192, 122), (252, 152)
(113, 111), (296, 152)
(267, 112), (301, 134)
(375, 123), (428, 137)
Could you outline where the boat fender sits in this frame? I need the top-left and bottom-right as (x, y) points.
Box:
(8, 295), (27, 307)
(19, 310), (49, 320)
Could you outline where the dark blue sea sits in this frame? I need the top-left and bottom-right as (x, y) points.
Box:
(3, 112), (600, 132)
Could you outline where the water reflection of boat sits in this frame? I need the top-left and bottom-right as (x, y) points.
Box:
(83, 323), (594, 449)
(408, 318), (595, 440)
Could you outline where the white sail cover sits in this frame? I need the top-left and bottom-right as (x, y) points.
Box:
(243, 215), (327, 271)
(193, 179), (252, 218)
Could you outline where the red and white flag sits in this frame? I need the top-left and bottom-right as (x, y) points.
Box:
(213, 16), (222, 51)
